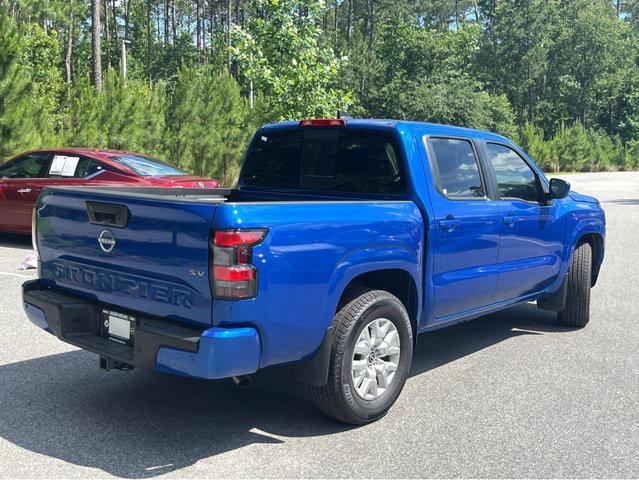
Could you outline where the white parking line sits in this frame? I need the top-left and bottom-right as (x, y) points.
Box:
(0, 270), (32, 278)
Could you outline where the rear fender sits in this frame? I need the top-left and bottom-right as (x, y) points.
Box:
(294, 246), (421, 386)
(321, 245), (422, 334)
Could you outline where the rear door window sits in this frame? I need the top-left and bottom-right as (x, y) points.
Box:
(242, 129), (405, 195)
(47, 155), (105, 179)
(427, 138), (485, 199)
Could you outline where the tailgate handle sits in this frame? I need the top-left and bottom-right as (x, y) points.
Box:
(86, 201), (130, 228)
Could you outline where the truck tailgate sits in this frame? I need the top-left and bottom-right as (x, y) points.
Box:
(36, 187), (224, 327)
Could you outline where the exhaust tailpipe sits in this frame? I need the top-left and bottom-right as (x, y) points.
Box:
(231, 375), (252, 387)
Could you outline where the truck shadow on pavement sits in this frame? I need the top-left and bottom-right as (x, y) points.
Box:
(0, 233), (32, 250)
(0, 303), (569, 478)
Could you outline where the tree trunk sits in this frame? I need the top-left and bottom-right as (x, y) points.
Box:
(235, 0), (241, 75)
(157, 4), (162, 42)
(196, 0), (202, 49)
(112, 0), (117, 42)
(146, 0), (152, 81)
(473, 1), (480, 23)
(171, 0), (177, 40)
(165, 0), (170, 43)
(226, 0), (232, 74)
(528, 65), (534, 124)
(367, 0), (375, 51)
(91, 0), (102, 91)
(65, 5), (74, 84)
(103, 0), (110, 68)
(347, 0), (353, 46)
(124, 0), (130, 39)
(210, 0), (215, 56)
(333, 0), (338, 49)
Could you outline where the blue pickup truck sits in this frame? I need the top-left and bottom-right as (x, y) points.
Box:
(23, 118), (605, 424)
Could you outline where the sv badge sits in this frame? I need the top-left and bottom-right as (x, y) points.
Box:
(189, 269), (205, 278)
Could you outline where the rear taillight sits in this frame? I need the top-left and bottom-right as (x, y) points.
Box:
(211, 229), (267, 299)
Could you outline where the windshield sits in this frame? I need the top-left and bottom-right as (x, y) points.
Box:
(109, 154), (188, 177)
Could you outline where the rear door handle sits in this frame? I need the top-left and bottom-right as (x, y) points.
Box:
(17, 188), (32, 194)
(503, 214), (518, 226)
(439, 218), (460, 232)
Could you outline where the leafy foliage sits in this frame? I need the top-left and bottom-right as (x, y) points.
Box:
(232, 0), (350, 120)
(166, 65), (254, 184)
(1, 0), (639, 178)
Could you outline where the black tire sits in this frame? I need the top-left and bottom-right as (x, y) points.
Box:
(558, 242), (592, 328)
(311, 289), (413, 425)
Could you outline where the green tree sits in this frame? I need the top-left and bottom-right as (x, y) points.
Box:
(0, 12), (53, 158)
(478, 0), (555, 126)
(61, 70), (166, 154)
(166, 65), (253, 185)
(548, 0), (633, 132)
(232, 0), (351, 120)
(363, 20), (516, 136)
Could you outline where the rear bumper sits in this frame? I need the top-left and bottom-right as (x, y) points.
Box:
(22, 280), (260, 380)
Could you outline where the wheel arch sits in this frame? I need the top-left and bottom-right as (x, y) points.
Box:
(576, 231), (605, 286)
(336, 268), (419, 344)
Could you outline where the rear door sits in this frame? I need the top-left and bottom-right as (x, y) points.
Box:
(481, 142), (565, 301)
(424, 136), (501, 321)
(0, 152), (51, 232)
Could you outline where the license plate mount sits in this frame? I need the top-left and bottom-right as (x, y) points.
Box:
(101, 309), (136, 347)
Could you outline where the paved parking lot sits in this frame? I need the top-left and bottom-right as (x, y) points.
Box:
(0, 172), (638, 478)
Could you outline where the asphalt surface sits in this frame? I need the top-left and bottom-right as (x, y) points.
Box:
(0, 172), (637, 478)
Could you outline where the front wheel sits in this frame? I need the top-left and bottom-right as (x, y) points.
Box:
(311, 289), (413, 425)
(558, 242), (592, 328)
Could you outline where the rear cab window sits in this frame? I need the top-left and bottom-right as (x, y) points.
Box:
(241, 128), (406, 196)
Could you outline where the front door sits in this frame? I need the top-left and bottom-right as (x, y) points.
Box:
(424, 137), (502, 321)
(482, 142), (566, 301)
(0, 152), (51, 232)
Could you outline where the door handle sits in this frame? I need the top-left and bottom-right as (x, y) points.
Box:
(503, 214), (518, 226)
(17, 188), (32, 194)
(439, 218), (460, 232)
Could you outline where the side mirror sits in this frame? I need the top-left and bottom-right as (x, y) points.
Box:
(549, 178), (570, 199)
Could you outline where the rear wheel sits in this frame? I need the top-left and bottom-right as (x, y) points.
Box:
(558, 242), (592, 328)
(311, 289), (413, 425)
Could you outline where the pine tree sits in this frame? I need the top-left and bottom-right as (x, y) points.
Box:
(0, 12), (52, 158)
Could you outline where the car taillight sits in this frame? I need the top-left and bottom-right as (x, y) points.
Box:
(31, 208), (39, 256)
(211, 229), (267, 299)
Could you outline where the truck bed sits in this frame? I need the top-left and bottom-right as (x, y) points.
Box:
(34, 184), (424, 367)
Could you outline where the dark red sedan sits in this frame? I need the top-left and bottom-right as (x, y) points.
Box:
(0, 148), (219, 234)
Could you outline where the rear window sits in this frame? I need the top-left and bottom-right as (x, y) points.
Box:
(109, 154), (187, 177)
(428, 138), (485, 199)
(241, 129), (405, 195)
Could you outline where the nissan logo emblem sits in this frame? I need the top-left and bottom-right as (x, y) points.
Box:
(98, 230), (116, 253)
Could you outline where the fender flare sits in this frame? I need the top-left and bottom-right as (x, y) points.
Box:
(544, 216), (605, 295)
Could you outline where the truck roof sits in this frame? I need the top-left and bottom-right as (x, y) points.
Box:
(260, 119), (512, 144)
